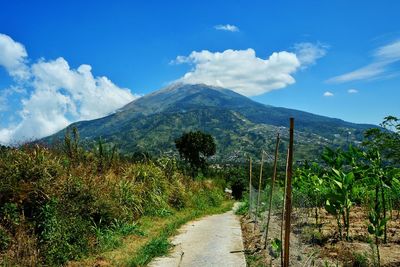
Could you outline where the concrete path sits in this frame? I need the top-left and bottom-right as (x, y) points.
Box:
(149, 204), (246, 267)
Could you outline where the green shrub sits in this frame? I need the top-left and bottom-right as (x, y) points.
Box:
(0, 227), (10, 251)
(38, 198), (91, 265)
(235, 201), (249, 215)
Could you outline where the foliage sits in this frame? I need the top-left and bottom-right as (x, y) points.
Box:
(223, 167), (247, 200)
(294, 162), (326, 229)
(175, 130), (216, 177)
(364, 116), (400, 164)
(42, 84), (374, 163)
(350, 252), (369, 267)
(270, 238), (282, 258)
(325, 169), (355, 240)
(0, 131), (225, 265)
(293, 116), (399, 249)
(235, 200), (249, 215)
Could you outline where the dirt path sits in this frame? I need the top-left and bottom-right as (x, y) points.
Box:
(149, 203), (246, 267)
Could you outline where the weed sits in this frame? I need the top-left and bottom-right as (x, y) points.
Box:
(129, 235), (171, 266)
(235, 201), (249, 215)
(351, 252), (369, 267)
(0, 227), (10, 251)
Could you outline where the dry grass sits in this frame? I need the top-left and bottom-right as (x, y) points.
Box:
(0, 145), (227, 265)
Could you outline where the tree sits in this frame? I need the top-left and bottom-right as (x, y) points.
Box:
(175, 131), (216, 178)
(364, 116), (400, 165)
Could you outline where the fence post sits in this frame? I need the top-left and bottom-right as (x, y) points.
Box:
(249, 157), (253, 219)
(264, 133), (280, 249)
(281, 147), (289, 267)
(283, 118), (294, 267)
(255, 151), (264, 226)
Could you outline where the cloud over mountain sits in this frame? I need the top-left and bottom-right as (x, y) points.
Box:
(0, 33), (137, 144)
(174, 43), (327, 96)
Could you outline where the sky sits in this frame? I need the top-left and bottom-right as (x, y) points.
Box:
(0, 0), (399, 144)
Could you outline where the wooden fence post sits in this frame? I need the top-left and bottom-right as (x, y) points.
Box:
(249, 157), (253, 218)
(255, 151), (264, 223)
(281, 147), (289, 267)
(264, 133), (280, 249)
(283, 118), (294, 267)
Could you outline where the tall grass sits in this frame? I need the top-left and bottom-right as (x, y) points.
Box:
(0, 142), (225, 265)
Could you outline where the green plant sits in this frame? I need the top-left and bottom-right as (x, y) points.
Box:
(128, 235), (171, 266)
(63, 126), (81, 165)
(91, 219), (144, 252)
(235, 200), (249, 215)
(294, 163), (326, 231)
(175, 131), (216, 178)
(351, 252), (369, 267)
(1, 203), (20, 226)
(0, 227), (11, 251)
(95, 138), (118, 173)
(270, 238), (282, 258)
(364, 116), (400, 164)
(325, 169), (355, 241)
(368, 194), (387, 267)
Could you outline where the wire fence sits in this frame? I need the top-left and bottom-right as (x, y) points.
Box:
(243, 119), (330, 266)
(245, 180), (326, 266)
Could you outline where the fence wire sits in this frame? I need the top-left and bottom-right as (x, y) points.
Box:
(246, 181), (327, 266)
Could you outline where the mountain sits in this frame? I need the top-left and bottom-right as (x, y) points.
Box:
(42, 83), (375, 162)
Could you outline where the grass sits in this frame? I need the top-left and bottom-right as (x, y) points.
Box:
(0, 143), (230, 266)
(67, 200), (233, 266)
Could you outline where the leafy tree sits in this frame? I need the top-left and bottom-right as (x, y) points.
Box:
(225, 167), (247, 200)
(364, 116), (400, 164)
(175, 131), (216, 178)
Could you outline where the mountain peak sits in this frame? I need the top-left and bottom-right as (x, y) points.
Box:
(119, 83), (253, 115)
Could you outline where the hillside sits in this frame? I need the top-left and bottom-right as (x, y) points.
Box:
(42, 83), (375, 162)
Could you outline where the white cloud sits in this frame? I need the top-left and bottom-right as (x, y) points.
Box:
(174, 49), (300, 96)
(173, 44), (327, 96)
(323, 91), (334, 97)
(0, 33), (138, 145)
(347, 88), (358, 94)
(0, 128), (14, 144)
(328, 40), (400, 83)
(374, 40), (400, 61)
(214, 24), (239, 32)
(293, 42), (328, 68)
(0, 33), (30, 80)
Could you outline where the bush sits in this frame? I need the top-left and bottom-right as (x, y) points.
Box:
(0, 227), (10, 251)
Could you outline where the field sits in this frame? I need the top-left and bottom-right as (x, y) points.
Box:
(240, 206), (400, 266)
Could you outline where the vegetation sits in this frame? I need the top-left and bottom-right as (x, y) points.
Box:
(240, 116), (400, 266)
(292, 116), (400, 265)
(42, 84), (373, 163)
(127, 201), (232, 266)
(0, 128), (227, 266)
(175, 130), (216, 178)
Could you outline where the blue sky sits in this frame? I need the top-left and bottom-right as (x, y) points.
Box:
(0, 0), (399, 144)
